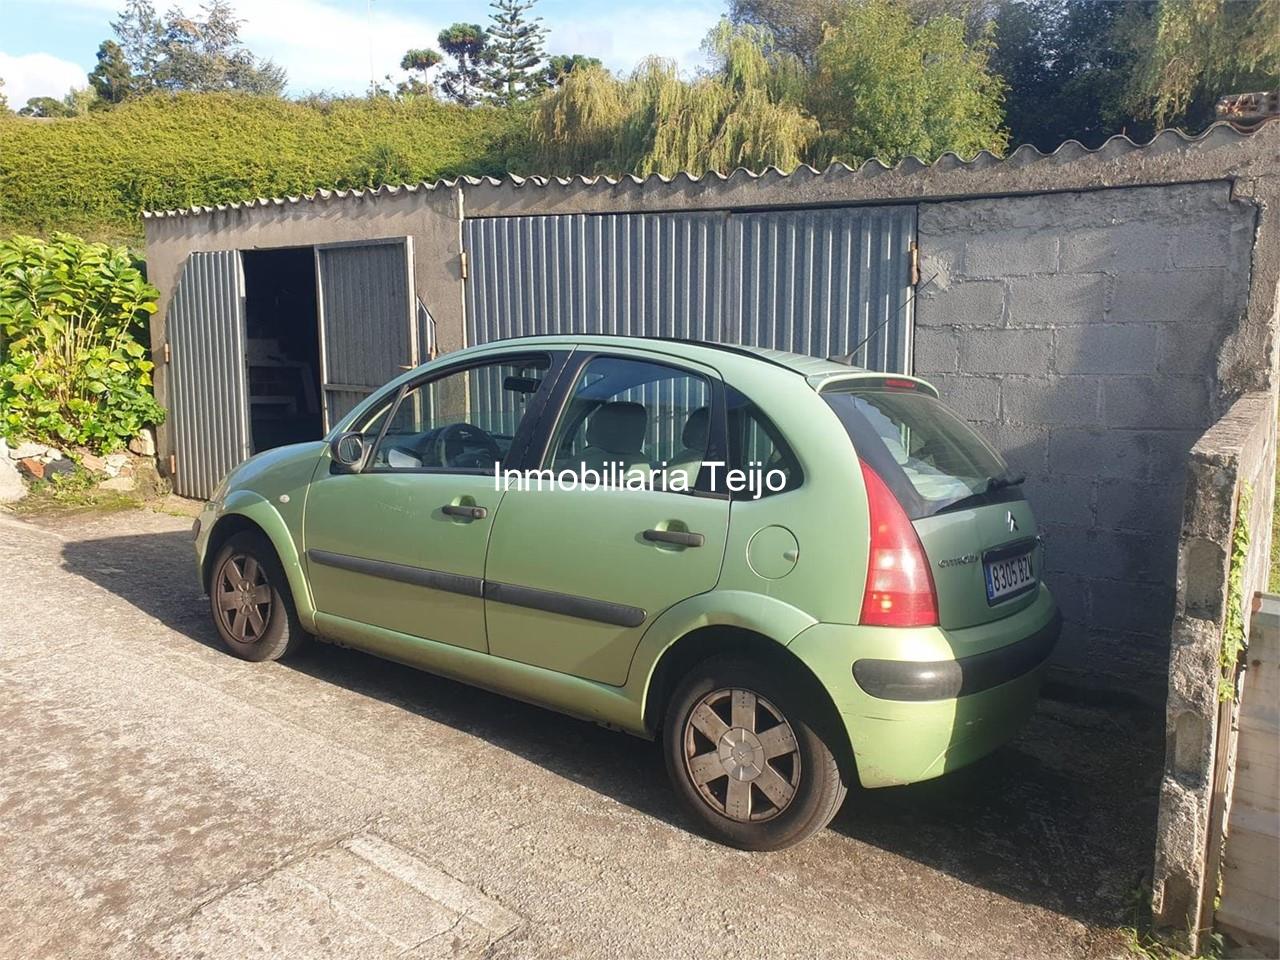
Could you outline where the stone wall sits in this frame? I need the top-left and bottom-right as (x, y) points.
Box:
(914, 183), (1259, 696)
(1149, 391), (1277, 951)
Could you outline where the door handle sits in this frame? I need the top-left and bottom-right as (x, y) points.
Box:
(643, 528), (703, 547)
(442, 504), (487, 519)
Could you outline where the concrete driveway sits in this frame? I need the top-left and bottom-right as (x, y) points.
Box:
(0, 507), (1161, 960)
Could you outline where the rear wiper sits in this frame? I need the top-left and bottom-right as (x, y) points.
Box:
(934, 474), (1026, 516)
(985, 473), (1026, 493)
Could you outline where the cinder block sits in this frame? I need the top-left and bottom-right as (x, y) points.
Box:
(979, 422), (1050, 476)
(1097, 480), (1184, 532)
(1059, 222), (1174, 273)
(1109, 269), (1226, 323)
(1156, 320), (1231, 377)
(963, 230), (1058, 278)
(1102, 377), (1211, 430)
(1001, 375), (1102, 426)
(1006, 274), (1107, 326)
(958, 328), (1052, 375)
(912, 327), (959, 373)
(1090, 579), (1177, 637)
(1042, 524), (1171, 583)
(925, 374), (1000, 421)
(1048, 428), (1148, 480)
(1145, 430), (1200, 483)
(1025, 474), (1095, 528)
(1044, 572), (1090, 626)
(1171, 218), (1253, 269)
(916, 279), (1004, 328)
(1054, 325), (1158, 375)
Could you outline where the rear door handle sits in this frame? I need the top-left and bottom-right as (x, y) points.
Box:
(442, 504), (487, 519)
(642, 528), (703, 547)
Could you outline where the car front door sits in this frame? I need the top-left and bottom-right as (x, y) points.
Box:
(483, 352), (732, 686)
(303, 351), (561, 653)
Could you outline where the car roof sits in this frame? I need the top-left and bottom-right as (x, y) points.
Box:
(458, 334), (872, 379)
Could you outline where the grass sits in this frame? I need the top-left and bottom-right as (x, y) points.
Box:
(6, 466), (141, 516)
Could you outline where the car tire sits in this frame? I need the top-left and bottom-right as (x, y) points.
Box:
(208, 530), (308, 662)
(662, 656), (848, 851)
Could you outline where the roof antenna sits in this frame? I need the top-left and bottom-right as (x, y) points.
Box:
(828, 271), (938, 366)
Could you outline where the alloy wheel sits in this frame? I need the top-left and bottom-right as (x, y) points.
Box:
(214, 553), (273, 644)
(682, 688), (802, 823)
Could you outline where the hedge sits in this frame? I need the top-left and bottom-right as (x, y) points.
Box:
(0, 92), (533, 245)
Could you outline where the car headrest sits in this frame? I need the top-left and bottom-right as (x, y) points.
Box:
(585, 401), (648, 454)
(681, 406), (710, 452)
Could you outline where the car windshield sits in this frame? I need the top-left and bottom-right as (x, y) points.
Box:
(823, 382), (1012, 518)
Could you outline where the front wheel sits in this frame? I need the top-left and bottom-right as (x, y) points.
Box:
(662, 657), (848, 851)
(209, 530), (308, 662)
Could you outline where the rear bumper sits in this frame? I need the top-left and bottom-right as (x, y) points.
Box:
(788, 585), (1060, 788)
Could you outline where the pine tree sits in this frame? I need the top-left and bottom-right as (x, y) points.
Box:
(437, 23), (490, 106)
(483, 0), (549, 105)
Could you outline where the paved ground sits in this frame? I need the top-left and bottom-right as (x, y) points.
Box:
(0, 506), (1165, 960)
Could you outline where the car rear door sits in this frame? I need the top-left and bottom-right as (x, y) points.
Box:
(483, 350), (732, 686)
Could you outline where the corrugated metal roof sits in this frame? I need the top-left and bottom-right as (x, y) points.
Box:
(142, 120), (1270, 221)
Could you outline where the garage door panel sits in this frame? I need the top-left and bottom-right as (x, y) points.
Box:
(464, 206), (915, 372)
(316, 239), (415, 427)
(167, 250), (250, 500)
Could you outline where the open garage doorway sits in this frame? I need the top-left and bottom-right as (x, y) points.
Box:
(241, 247), (324, 452)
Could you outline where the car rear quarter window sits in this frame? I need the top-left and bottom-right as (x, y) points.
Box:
(822, 381), (1011, 518)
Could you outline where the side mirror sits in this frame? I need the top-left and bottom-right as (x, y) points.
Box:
(329, 431), (368, 474)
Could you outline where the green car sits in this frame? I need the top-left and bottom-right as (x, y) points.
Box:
(196, 336), (1060, 850)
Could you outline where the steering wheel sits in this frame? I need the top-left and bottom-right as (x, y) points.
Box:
(434, 422), (502, 468)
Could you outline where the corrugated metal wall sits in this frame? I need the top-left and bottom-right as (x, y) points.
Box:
(463, 205), (916, 371)
(167, 250), (251, 499)
(316, 239), (415, 427)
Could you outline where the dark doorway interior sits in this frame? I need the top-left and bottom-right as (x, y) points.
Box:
(241, 247), (324, 452)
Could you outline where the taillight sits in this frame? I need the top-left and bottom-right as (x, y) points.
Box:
(859, 460), (939, 627)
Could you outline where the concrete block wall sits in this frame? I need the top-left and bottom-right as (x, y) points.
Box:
(915, 183), (1257, 695)
(1151, 392), (1276, 951)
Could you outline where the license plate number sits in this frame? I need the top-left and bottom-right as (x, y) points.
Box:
(984, 551), (1035, 603)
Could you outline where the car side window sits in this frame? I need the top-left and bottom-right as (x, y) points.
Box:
(368, 355), (552, 472)
(724, 387), (802, 498)
(547, 356), (711, 490)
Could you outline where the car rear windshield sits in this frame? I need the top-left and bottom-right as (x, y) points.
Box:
(822, 381), (1013, 518)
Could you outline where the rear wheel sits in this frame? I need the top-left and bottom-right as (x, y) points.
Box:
(209, 531), (308, 662)
(662, 657), (847, 850)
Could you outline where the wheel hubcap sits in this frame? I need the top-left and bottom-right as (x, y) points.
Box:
(214, 553), (272, 644)
(682, 688), (801, 823)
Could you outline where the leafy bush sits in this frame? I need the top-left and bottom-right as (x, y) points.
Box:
(0, 233), (164, 451)
(0, 92), (533, 243)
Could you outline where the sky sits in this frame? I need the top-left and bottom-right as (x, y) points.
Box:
(0, 0), (724, 105)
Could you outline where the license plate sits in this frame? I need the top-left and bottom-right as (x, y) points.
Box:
(984, 550), (1036, 603)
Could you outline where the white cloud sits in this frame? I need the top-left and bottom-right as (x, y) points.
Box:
(0, 51), (89, 106)
(226, 0), (442, 95)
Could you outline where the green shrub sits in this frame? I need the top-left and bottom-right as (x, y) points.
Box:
(0, 233), (164, 451)
(0, 92), (533, 244)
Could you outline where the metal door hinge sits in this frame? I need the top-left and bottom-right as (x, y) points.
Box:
(460, 251), (469, 280)
(163, 342), (171, 364)
(909, 241), (920, 286)
(167, 453), (177, 475)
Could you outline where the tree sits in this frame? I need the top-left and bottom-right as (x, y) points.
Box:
(107, 0), (286, 96)
(808, 0), (1008, 165)
(544, 54), (602, 86)
(0, 77), (8, 114)
(398, 48), (443, 97)
(89, 40), (138, 104)
(18, 87), (99, 118)
(990, 0), (1153, 150)
(531, 22), (819, 178)
(1132, 0), (1279, 130)
(437, 23), (490, 105)
(483, 0), (549, 105)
